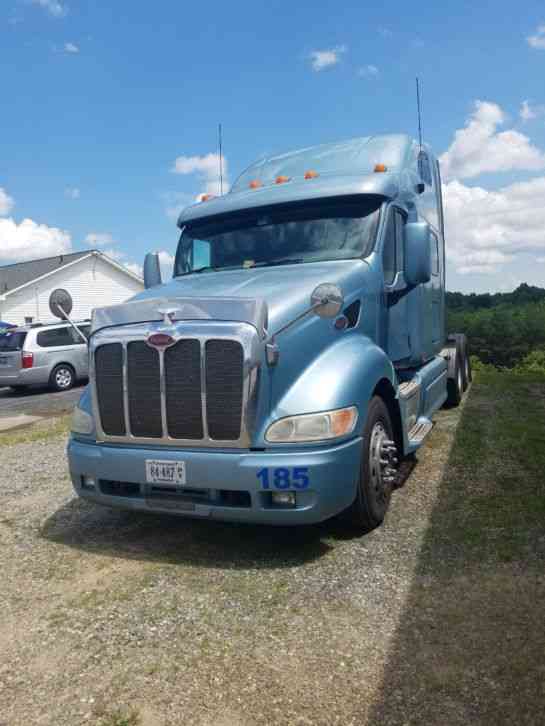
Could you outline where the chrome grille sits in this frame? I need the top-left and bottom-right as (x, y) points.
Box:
(91, 322), (258, 448)
(165, 339), (203, 439)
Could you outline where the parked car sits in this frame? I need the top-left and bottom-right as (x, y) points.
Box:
(0, 321), (90, 392)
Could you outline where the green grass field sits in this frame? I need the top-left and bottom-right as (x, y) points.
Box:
(372, 370), (545, 725)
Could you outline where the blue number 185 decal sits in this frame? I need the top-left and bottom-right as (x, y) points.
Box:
(256, 467), (310, 490)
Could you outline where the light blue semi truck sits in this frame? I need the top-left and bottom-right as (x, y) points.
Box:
(67, 135), (469, 531)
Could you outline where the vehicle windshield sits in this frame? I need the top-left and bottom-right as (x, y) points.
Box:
(0, 331), (27, 351)
(174, 197), (382, 276)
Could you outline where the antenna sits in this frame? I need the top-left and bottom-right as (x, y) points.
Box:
(218, 123), (223, 195)
(416, 77), (423, 151)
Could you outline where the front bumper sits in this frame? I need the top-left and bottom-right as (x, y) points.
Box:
(67, 436), (362, 525)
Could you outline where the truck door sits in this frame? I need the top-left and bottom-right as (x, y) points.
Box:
(382, 207), (411, 363)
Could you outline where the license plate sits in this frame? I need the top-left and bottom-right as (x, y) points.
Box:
(145, 460), (186, 485)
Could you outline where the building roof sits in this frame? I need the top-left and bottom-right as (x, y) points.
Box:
(0, 250), (143, 297)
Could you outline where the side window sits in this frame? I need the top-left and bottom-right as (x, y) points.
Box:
(394, 211), (405, 272)
(37, 327), (77, 348)
(383, 209), (405, 285)
(69, 325), (90, 343)
(382, 212), (396, 285)
(431, 231), (439, 275)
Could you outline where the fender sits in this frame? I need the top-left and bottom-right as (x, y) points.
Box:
(257, 334), (397, 444)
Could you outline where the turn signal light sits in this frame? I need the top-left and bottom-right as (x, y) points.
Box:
(275, 175), (290, 184)
(304, 170), (319, 179)
(22, 351), (34, 369)
(374, 164), (387, 173)
(249, 179), (262, 189)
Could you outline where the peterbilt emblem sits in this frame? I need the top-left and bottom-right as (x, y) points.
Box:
(146, 332), (176, 349)
(157, 305), (182, 325)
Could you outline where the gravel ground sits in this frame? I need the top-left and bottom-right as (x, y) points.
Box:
(0, 405), (462, 726)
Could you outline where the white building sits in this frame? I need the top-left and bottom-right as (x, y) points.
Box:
(0, 250), (144, 326)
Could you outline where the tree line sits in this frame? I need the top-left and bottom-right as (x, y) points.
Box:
(446, 284), (545, 372)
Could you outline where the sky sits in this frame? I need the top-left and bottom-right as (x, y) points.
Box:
(1, 0), (545, 292)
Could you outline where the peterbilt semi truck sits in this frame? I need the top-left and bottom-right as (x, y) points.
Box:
(67, 135), (469, 532)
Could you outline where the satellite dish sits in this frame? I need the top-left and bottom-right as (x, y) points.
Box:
(49, 289), (73, 319)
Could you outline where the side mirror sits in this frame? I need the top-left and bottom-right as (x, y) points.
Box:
(143, 252), (162, 289)
(310, 283), (344, 318)
(405, 222), (431, 286)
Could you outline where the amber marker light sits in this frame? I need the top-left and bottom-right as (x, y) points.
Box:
(374, 164), (387, 173)
(275, 175), (291, 184)
(249, 179), (262, 189)
(200, 193), (214, 201)
(304, 170), (319, 179)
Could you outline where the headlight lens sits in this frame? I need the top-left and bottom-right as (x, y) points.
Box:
(71, 406), (94, 435)
(265, 406), (358, 443)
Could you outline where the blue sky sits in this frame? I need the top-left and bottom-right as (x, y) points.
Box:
(1, 0), (545, 292)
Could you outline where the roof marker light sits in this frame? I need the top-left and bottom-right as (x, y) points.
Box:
(374, 164), (387, 173)
(275, 175), (291, 184)
(249, 179), (262, 189)
(304, 170), (319, 179)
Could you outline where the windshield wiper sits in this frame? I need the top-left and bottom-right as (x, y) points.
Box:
(178, 266), (217, 276)
(252, 258), (305, 268)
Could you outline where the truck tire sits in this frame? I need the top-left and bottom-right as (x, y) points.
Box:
(344, 396), (397, 532)
(50, 364), (75, 392)
(446, 350), (463, 407)
(448, 333), (470, 390)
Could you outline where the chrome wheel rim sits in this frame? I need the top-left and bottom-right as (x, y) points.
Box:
(465, 356), (470, 382)
(55, 368), (72, 389)
(457, 364), (463, 393)
(369, 422), (396, 507)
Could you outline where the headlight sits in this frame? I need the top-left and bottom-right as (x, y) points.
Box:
(71, 406), (94, 435)
(265, 406), (358, 443)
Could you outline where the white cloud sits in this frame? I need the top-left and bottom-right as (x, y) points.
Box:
(0, 217), (71, 263)
(171, 152), (229, 198)
(439, 100), (545, 180)
(85, 232), (114, 247)
(527, 24), (545, 49)
(64, 42), (79, 53)
(32, 0), (67, 18)
(443, 176), (545, 274)
(519, 99), (545, 122)
(0, 188), (15, 216)
(358, 64), (379, 78)
(308, 45), (346, 72)
(520, 100), (536, 121)
(378, 27), (393, 38)
(64, 187), (80, 199)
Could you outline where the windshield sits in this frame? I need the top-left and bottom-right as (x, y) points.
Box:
(0, 331), (27, 352)
(174, 197), (382, 276)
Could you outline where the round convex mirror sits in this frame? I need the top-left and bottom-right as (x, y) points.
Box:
(310, 283), (344, 319)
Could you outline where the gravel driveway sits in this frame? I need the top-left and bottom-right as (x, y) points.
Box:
(0, 406), (461, 726)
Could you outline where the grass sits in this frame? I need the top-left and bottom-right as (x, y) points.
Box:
(370, 369), (545, 726)
(426, 369), (545, 566)
(0, 414), (70, 447)
(94, 706), (141, 726)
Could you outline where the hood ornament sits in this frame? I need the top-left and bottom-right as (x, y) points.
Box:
(157, 305), (182, 326)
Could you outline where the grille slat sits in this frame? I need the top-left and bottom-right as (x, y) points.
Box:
(95, 343), (125, 435)
(127, 341), (162, 438)
(94, 335), (245, 443)
(165, 339), (203, 439)
(205, 340), (244, 440)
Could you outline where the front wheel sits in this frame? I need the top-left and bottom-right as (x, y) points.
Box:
(50, 364), (75, 392)
(344, 396), (398, 532)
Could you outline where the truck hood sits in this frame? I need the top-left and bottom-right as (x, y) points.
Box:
(93, 259), (368, 335)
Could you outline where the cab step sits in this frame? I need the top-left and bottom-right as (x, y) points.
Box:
(408, 419), (433, 445)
